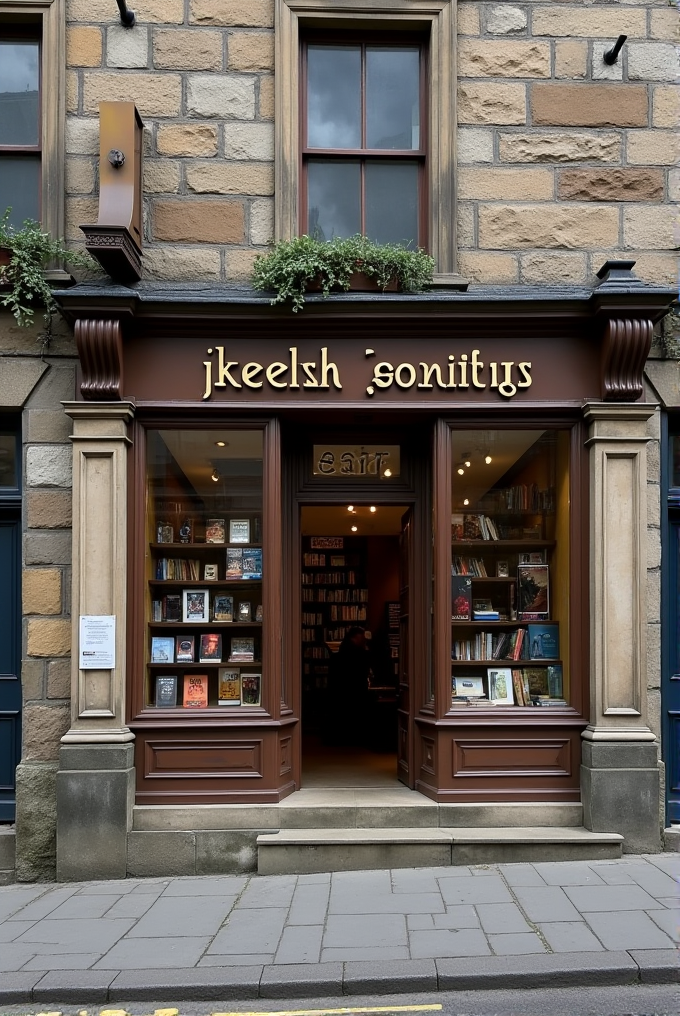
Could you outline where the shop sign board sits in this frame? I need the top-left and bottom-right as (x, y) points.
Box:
(312, 445), (400, 478)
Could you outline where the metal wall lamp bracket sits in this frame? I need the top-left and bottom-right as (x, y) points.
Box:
(603, 35), (627, 65)
(116, 0), (135, 27)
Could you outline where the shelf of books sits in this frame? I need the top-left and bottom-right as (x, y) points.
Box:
(145, 429), (265, 712)
(449, 430), (571, 710)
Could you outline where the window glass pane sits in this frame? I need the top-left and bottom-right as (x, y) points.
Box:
(146, 429), (264, 710)
(365, 161), (418, 247)
(0, 41), (40, 146)
(0, 157), (40, 226)
(307, 160), (360, 241)
(366, 47), (420, 150)
(450, 430), (571, 708)
(671, 435), (680, 488)
(307, 46), (361, 149)
(0, 433), (17, 488)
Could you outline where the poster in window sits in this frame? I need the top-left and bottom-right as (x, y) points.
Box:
(241, 672), (261, 706)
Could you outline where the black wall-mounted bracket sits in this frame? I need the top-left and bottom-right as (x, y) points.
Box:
(604, 35), (627, 64)
(115, 0), (135, 27)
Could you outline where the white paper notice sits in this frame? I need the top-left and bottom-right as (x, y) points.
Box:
(79, 615), (116, 669)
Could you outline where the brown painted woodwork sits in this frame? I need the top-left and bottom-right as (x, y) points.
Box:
(75, 318), (124, 400)
(601, 318), (653, 402)
(81, 102), (144, 282)
(397, 508), (413, 786)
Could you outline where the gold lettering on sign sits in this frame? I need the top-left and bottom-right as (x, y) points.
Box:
(202, 346), (342, 400)
(313, 445), (401, 478)
(364, 348), (532, 398)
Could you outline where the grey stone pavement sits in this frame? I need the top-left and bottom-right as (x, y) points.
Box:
(0, 854), (678, 1004)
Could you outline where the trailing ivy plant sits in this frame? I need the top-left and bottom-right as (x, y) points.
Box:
(0, 208), (95, 328)
(252, 234), (436, 312)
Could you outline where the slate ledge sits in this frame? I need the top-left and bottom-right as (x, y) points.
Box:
(3, 949), (677, 1005)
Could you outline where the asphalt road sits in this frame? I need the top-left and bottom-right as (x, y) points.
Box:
(0, 986), (679, 1015)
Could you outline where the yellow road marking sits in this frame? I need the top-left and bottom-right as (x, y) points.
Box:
(211, 1006), (443, 1016)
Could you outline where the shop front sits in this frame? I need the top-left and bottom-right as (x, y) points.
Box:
(54, 265), (674, 879)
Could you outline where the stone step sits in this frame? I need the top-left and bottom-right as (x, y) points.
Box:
(0, 827), (16, 884)
(133, 798), (583, 831)
(256, 826), (623, 875)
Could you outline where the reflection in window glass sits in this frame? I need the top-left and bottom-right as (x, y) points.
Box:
(365, 161), (418, 246)
(0, 41), (40, 146)
(450, 430), (571, 708)
(0, 433), (17, 488)
(307, 46), (361, 149)
(366, 48), (420, 150)
(307, 160), (360, 241)
(0, 158), (40, 226)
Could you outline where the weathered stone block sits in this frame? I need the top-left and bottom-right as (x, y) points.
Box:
(144, 160), (181, 194)
(627, 130), (679, 167)
(26, 446), (72, 488)
(581, 747), (661, 854)
(558, 169), (664, 202)
(628, 43), (680, 82)
(652, 87), (680, 128)
(154, 199), (244, 243)
(457, 3), (480, 36)
(458, 82), (526, 125)
(457, 203), (475, 247)
(555, 41), (587, 79)
(249, 198), (273, 245)
(479, 203), (619, 250)
(459, 41), (549, 78)
(649, 8), (679, 40)
(23, 569), (62, 616)
(499, 132), (620, 163)
(459, 167), (553, 201)
(142, 246), (222, 281)
(623, 205), (676, 250)
(226, 248), (260, 280)
(259, 75), (274, 118)
(47, 659), (71, 700)
(457, 128), (494, 164)
(83, 72), (182, 116)
(228, 31), (274, 71)
(0, 360), (48, 408)
(67, 0), (183, 20)
(65, 159), (96, 196)
(21, 659), (45, 701)
(520, 252), (587, 284)
(190, 0), (274, 27)
(65, 197), (99, 241)
(66, 26), (103, 68)
(457, 252), (518, 284)
(153, 29), (223, 70)
(21, 702), (70, 762)
(157, 123), (218, 156)
(195, 830), (258, 873)
(66, 70), (78, 114)
(485, 5), (526, 35)
(106, 24), (149, 68)
(225, 122), (274, 159)
(127, 830), (196, 876)
(65, 117), (99, 156)
(187, 74), (255, 119)
(26, 491), (72, 529)
(186, 162), (274, 195)
(531, 84), (648, 127)
(15, 761), (58, 881)
(26, 409), (71, 443)
(532, 6), (647, 39)
(26, 618), (71, 659)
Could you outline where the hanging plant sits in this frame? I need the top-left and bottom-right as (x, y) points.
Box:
(252, 234), (436, 312)
(0, 208), (95, 328)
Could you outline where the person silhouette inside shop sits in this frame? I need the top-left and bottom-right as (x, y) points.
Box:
(328, 626), (372, 746)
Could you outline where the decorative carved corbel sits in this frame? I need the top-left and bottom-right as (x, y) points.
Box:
(75, 319), (124, 400)
(601, 317), (653, 401)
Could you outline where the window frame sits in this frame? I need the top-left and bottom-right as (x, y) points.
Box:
(275, 0), (458, 275)
(0, 0), (64, 244)
(300, 33), (428, 247)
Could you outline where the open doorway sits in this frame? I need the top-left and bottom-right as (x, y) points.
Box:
(300, 504), (409, 788)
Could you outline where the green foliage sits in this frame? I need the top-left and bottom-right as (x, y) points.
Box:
(0, 209), (95, 327)
(252, 234), (436, 312)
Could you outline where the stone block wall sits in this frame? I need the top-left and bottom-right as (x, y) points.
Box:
(63, 0), (678, 285)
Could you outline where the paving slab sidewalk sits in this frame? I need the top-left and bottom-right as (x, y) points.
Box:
(0, 855), (677, 1004)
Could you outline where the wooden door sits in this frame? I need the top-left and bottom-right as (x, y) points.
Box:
(397, 508), (414, 787)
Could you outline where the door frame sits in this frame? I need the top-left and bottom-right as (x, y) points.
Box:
(0, 417), (22, 822)
(662, 412), (680, 825)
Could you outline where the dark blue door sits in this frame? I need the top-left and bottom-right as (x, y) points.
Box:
(0, 423), (21, 822)
(663, 420), (680, 825)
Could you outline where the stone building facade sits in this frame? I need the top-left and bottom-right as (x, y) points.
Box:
(0, 0), (678, 881)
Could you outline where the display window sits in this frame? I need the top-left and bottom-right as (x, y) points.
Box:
(144, 428), (265, 712)
(449, 429), (572, 710)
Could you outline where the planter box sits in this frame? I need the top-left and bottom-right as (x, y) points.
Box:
(307, 271), (399, 294)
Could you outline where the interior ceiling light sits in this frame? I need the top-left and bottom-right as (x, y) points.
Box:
(463, 498), (469, 506)
(383, 469), (392, 477)
(370, 506), (377, 513)
(351, 525), (358, 532)
(485, 455), (492, 464)
(457, 467), (465, 476)
(211, 468), (220, 482)
(215, 440), (226, 447)
(347, 505), (354, 512)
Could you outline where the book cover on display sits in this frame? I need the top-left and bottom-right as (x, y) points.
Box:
(488, 667), (514, 705)
(155, 675), (178, 707)
(218, 668), (241, 705)
(213, 595), (234, 622)
(241, 672), (261, 706)
(226, 547), (243, 578)
(183, 673), (208, 708)
(242, 548), (263, 580)
(525, 667), (549, 697)
(511, 669), (526, 706)
(451, 575), (472, 620)
(238, 601), (252, 622)
(451, 514), (464, 540)
(452, 675), (484, 698)
(183, 589), (209, 623)
(205, 518), (226, 544)
(151, 637), (174, 663)
(229, 637), (255, 662)
(175, 636), (195, 663)
(527, 623), (559, 659)
(164, 595), (182, 622)
(517, 565), (549, 619)
(548, 664), (564, 698)
(199, 633), (222, 662)
(229, 519), (251, 544)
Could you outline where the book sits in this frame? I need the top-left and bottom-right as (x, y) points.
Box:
(183, 673), (208, 708)
(204, 563), (219, 581)
(548, 664), (564, 698)
(488, 667), (514, 705)
(512, 668), (526, 706)
(534, 698), (568, 707)
(238, 601), (252, 622)
(451, 513), (464, 540)
(255, 604), (263, 622)
(218, 667), (241, 706)
(242, 547), (263, 580)
(241, 672), (261, 706)
(452, 675), (484, 698)
(178, 518), (193, 543)
(205, 518), (225, 544)
(463, 514), (484, 540)
(226, 547), (243, 578)
(213, 594), (234, 622)
(164, 594), (182, 622)
(451, 575), (472, 620)
(155, 675), (178, 707)
(229, 637), (255, 662)
(525, 666), (549, 696)
(229, 519), (250, 544)
(517, 565), (549, 619)
(199, 633), (222, 662)
(473, 610), (500, 621)
(151, 636), (174, 663)
(183, 589), (209, 623)
(175, 636), (194, 663)
(527, 623), (559, 659)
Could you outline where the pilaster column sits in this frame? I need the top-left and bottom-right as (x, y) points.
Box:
(581, 401), (661, 852)
(56, 401), (136, 880)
